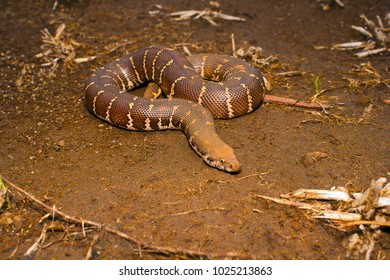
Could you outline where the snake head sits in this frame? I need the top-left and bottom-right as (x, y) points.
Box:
(203, 145), (241, 173)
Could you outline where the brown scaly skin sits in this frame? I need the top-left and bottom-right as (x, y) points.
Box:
(84, 45), (265, 172)
(84, 45), (323, 172)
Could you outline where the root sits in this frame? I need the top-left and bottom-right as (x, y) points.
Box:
(264, 94), (329, 110)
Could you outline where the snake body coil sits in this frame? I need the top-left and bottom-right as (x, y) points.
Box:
(84, 46), (265, 172)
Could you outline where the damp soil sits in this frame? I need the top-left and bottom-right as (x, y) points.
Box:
(0, 0), (389, 260)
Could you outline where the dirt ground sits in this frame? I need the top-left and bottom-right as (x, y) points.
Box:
(0, 0), (389, 260)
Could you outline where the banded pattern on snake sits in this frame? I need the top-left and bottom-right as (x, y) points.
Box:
(84, 45), (266, 172)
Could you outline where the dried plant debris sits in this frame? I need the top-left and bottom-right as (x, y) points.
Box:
(339, 62), (390, 123)
(258, 177), (390, 225)
(333, 13), (390, 58)
(256, 177), (390, 259)
(169, 1), (245, 26)
(231, 35), (287, 87)
(344, 62), (390, 90)
(301, 151), (329, 166)
(345, 230), (382, 260)
(341, 62), (390, 115)
(317, 0), (345, 11)
(234, 44), (274, 91)
(235, 43), (279, 70)
(35, 23), (95, 75)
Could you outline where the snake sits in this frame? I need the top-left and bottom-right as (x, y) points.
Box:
(84, 45), (266, 172)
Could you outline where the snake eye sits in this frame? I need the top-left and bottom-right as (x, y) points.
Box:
(220, 159), (225, 164)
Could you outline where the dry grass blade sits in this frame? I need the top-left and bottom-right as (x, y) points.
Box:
(314, 210), (362, 221)
(333, 41), (375, 50)
(255, 195), (331, 211)
(85, 233), (100, 260)
(283, 187), (352, 202)
(351, 25), (373, 38)
(355, 47), (388, 58)
(24, 224), (48, 259)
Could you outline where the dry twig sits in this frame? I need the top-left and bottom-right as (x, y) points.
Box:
(24, 224), (48, 259)
(85, 233), (100, 260)
(1, 175), (248, 259)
